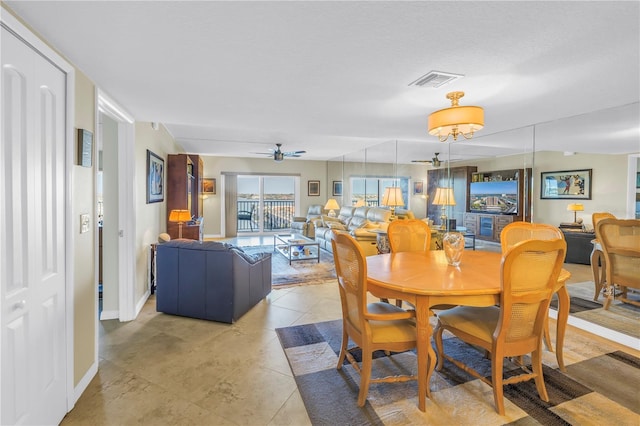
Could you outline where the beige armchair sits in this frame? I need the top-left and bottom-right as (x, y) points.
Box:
(290, 204), (323, 238)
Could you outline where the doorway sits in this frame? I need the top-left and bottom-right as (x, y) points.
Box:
(237, 175), (298, 234)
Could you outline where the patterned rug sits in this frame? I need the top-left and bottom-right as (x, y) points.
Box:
(242, 245), (336, 286)
(276, 319), (640, 425)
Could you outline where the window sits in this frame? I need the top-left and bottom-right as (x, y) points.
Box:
(350, 176), (409, 208)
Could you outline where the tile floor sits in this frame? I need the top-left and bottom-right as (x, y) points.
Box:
(61, 237), (638, 425)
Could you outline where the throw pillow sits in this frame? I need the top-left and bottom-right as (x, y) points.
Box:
(327, 222), (347, 231)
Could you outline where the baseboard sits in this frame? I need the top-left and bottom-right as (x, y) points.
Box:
(135, 290), (150, 318)
(204, 233), (223, 239)
(73, 359), (98, 406)
(100, 309), (118, 320)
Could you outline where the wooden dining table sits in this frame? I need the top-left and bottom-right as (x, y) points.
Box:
(367, 250), (571, 412)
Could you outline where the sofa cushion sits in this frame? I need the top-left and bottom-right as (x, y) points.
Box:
(327, 222), (348, 231)
(337, 206), (356, 224)
(367, 207), (392, 223)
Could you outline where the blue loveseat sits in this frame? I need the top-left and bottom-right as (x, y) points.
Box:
(156, 240), (272, 323)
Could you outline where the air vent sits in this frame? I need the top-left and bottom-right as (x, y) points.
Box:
(409, 71), (464, 88)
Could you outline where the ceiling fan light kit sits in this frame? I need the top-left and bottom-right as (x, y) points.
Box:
(428, 91), (484, 142)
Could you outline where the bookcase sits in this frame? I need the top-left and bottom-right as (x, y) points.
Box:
(166, 154), (204, 240)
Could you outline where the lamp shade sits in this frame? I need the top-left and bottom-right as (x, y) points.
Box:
(382, 187), (404, 207)
(353, 199), (366, 207)
(567, 203), (584, 212)
(324, 198), (340, 211)
(432, 187), (456, 206)
(428, 92), (484, 142)
(169, 209), (191, 223)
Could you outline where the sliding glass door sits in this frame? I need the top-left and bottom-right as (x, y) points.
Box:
(237, 175), (297, 233)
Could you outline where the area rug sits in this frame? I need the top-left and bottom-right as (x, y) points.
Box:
(550, 281), (640, 339)
(242, 245), (336, 286)
(276, 319), (640, 425)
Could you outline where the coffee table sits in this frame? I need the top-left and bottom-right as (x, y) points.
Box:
(273, 233), (320, 265)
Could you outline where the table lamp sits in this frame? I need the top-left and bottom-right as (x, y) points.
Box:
(432, 187), (456, 230)
(567, 203), (584, 223)
(382, 187), (404, 218)
(169, 209), (192, 238)
(324, 198), (340, 217)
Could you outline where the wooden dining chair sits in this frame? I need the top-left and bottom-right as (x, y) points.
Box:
(595, 218), (640, 310)
(591, 212), (616, 300)
(387, 219), (432, 253)
(500, 221), (564, 352)
(434, 239), (566, 415)
(331, 232), (418, 407)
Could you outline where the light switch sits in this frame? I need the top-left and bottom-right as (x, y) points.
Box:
(80, 214), (90, 234)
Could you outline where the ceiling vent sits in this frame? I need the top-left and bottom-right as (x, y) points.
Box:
(409, 71), (464, 88)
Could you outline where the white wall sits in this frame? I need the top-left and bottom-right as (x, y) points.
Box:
(134, 122), (183, 300)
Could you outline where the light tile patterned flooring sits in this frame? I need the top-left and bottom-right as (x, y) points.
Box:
(61, 237), (638, 425)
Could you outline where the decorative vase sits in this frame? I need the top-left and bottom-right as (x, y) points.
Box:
(443, 232), (464, 267)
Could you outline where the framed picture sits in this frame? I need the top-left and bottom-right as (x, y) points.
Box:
(146, 150), (164, 203)
(308, 180), (320, 196)
(540, 169), (592, 200)
(333, 180), (343, 196)
(77, 128), (93, 167)
(636, 172), (640, 189)
(413, 180), (424, 195)
(203, 178), (216, 194)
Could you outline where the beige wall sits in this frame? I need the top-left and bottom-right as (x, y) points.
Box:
(135, 122), (183, 300)
(72, 70), (97, 386)
(200, 156), (327, 236)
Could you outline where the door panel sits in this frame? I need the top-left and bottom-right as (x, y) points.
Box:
(1, 25), (67, 425)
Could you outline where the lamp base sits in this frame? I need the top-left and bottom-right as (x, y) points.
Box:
(328, 210), (336, 218)
(440, 209), (447, 230)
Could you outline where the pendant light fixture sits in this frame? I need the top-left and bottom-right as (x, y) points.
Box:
(428, 91), (484, 142)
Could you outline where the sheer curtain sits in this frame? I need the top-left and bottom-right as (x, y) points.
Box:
(224, 174), (238, 237)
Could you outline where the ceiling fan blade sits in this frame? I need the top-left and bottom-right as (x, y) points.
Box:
(284, 150), (306, 155)
(411, 160), (433, 163)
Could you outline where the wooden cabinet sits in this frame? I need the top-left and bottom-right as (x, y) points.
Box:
(464, 212), (515, 242)
(166, 154), (204, 240)
(427, 166), (477, 228)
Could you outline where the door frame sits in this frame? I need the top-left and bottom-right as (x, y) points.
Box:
(0, 8), (76, 414)
(95, 89), (137, 322)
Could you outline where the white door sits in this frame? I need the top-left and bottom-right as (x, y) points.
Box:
(1, 25), (68, 425)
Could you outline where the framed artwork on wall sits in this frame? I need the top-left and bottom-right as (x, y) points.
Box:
(203, 178), (216, 194)
(540, 169), (592, 200)
(308, 180), (320, 196)
(333, 181), (343, 196)
(146, 149), (165, 203)
(413, 180), (424, 195)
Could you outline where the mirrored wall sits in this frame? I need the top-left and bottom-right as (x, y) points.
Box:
(327, 102), (639, 347)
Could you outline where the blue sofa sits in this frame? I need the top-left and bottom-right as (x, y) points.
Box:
(156, 240), (272, 323)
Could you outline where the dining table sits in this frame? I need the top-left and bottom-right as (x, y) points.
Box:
(366, 250), (571, 412)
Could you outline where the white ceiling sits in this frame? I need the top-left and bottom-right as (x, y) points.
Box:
(5, 1), (640, 163)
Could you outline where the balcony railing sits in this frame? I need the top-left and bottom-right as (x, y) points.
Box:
(237, 200), (295, 232)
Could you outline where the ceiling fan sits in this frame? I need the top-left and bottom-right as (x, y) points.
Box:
(256, 143), (306, 162)
(411, 152), (441, 167)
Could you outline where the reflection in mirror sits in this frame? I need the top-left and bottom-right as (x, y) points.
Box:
(324, 102), (638, 350)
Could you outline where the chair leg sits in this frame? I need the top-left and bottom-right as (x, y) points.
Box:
(531, 348), (549, 403)
(491, 354), (505, 416)
(543, 317), (553, 352)
(357, 350), (373, 407)
(336, 327), (348, 370)
(434, 323), (445, 371)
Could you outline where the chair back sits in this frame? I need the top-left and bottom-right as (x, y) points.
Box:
(500, 222), (564, 253)
(499, 239), (566, 346)
(387, 219), (432, 253)
(592, 212), (615, 230)
(595, 218), (640, 289)
(331, 232), (368, 336)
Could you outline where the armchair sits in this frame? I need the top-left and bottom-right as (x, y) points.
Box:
(290, 204), (323, 237)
